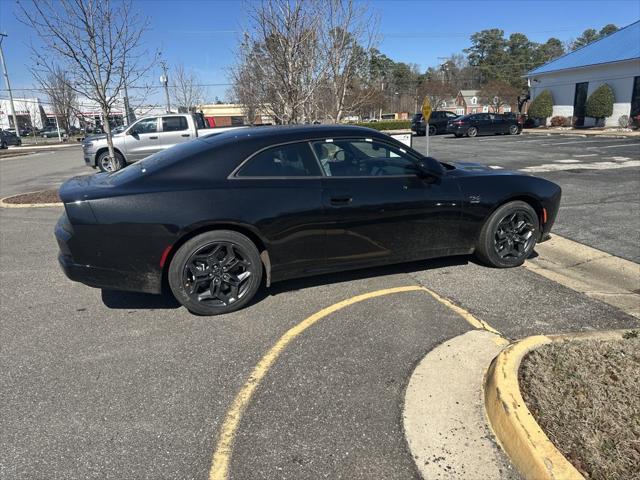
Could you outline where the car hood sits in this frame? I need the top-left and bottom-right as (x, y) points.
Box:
(448, 161), (520, 177)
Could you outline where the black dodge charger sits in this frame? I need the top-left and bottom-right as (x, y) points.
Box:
(55, 125), (561, 315)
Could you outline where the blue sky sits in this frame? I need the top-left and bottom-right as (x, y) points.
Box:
(1, 0), (638, 104)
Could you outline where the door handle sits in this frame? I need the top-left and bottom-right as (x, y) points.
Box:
(149, 136), (158, 140)
(181, 134), (190, 137)
(330, 196), (353, 206)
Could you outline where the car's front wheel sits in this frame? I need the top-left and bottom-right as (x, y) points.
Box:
(508, 124), (520, 135)
(168, 230), (263, 315)
(475, 201), (539, 268)
(428, 125), (437, 136)
(0, 141), (6, 149)
(97, 151), (124, 172)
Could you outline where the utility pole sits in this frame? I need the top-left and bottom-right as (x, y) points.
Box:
(160, 61), (170, 113)
(0, 33), (20, 138)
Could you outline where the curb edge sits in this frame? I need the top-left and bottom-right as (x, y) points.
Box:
(484, 329), (631, 480)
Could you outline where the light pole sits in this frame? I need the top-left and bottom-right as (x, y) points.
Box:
(0, 32), (20, 138)
(160, 61), (170, 113)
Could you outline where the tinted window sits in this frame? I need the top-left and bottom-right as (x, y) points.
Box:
(445, 112), (458, 118)
(312, 139), (419, 177)
(162, 116), (188, 132)
(237, 142), (321, 177)
(132, 117), (157, 134)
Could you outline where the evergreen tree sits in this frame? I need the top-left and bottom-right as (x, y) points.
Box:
(585, 84), (614, 121)
(528, 90), (553, 120)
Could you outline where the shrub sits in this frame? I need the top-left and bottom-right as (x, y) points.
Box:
(350, 120), (411, 131)
(550, 116), (572, 127)
(618, 115), (630, 128)
(585, 84), (614, 120)
(528, 90), (553, 120)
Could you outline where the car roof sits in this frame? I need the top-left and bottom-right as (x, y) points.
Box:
(199, 124), (392, 145)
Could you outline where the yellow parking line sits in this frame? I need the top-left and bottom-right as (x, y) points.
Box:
(208, 285), (499, 480)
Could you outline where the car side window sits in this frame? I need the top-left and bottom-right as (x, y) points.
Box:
(311, 139), (419, 177)
(162, 116), (188, 132)
(446, 112), (458, 118)
(132, 118), (158, 134)
(237, 142), (322, 177)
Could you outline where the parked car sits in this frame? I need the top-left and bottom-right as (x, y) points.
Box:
(56, 125), (561, 316)
(447, 113), (521, 137)
(0, 129), (22, 148)
(412, 111), (460, 136)
(82, 113), (244, 172)
(40, 126), (67, 138)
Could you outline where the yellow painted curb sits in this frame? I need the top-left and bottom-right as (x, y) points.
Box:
(484, 330), (631, 480)
(0, 192), (63, 208)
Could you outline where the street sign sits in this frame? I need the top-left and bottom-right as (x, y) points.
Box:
(421, 98), (432, 123)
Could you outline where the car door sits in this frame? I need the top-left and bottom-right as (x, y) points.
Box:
(231, 141), (326, 281)
(124, 117), (161, 162)
(159, 116), (193, 151)
(312, 138), (463, 270)
(475, 114), (493, 134)
(490, 114), (507, 133)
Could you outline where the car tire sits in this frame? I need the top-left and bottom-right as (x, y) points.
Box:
(428, 125), (437, 136)
(508, 124), (520, 135)
(97, 151), (125, 172)
(16, 139), (22, 146)
(0, 141), (6, 149)
(466, 126), (478, 137)
(168, 230), (263, 316)
(475, 201), (539, 268)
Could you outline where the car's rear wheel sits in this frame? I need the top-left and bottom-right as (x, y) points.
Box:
(508, 124), (519, 135)
(475, 201), (539, 268)
(97, 151), (124, 172)
(168, 230), (262, 315)
(428, 125), (437, 136)
(466, 126), (478, 137)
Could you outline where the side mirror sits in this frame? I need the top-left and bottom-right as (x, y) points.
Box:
(413, 159), (443, 179)
(127, 128), (137, 136)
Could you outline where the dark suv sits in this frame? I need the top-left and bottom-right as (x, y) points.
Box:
(0, 129), (22, 148)
(446, 113), (521, 138)
(411, 111), (460, 136)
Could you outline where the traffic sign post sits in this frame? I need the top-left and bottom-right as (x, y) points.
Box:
(421, 98), (432, 156)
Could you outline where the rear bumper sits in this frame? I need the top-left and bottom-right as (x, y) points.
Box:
(55, 215), (162, 294)
(57, 253), (162, 294)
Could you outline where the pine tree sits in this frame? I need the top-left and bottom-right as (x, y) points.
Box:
(585, 84), (614, 121)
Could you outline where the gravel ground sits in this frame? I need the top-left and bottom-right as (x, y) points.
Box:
(520, 333), (640, 480)
(2, 189), (60, 203)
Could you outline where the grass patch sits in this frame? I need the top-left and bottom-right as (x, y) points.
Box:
(519, 336), (640, 480)
(2, 189), (61, 204)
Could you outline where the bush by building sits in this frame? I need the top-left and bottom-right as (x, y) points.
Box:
(585, 84), (614, 124)
(528, 90), (553, 121)
(550, 116), (572, 127)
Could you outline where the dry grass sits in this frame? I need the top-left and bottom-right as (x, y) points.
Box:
(520, 333), (640, 480)
(2, 189), (61, 204)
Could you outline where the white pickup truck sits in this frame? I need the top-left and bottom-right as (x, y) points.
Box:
(82, 113), (243, 172)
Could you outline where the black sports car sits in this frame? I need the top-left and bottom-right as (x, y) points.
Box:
(55, 125), (561, 315)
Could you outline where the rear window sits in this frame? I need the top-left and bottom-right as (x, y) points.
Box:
(162, 116), (188, 132)
(237, 142), (321, 177)
(412, 114), (422, 122)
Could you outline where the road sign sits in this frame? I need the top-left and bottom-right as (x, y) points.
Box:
(421, 98), (432, 123)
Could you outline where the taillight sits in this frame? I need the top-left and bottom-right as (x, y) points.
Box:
(453, 120), (465, 125)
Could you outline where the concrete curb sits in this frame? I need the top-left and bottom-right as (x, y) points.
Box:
(484, 329), (630, 480)
(0, 192), (63, 208)
(403, 330), (518, 479)
(526, 235), (640, 318)
(522, 129), (639, 138)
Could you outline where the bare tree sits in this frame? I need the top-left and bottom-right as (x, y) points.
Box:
(418, 79), (457, 112)
(479, 80), (520, 113)
(320, 0), (379, 123)
(233, 0), (327, 124)
(172, 63), (205, 113)
(18, 0), (155, 168)
(35, 66), (77, 132)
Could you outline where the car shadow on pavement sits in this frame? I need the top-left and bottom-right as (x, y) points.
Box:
(101, 289), (181, 309)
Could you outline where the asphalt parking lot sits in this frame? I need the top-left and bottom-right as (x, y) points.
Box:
(1, 134), (639, 479)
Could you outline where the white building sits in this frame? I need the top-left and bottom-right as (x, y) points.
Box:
(526, 20), (640, 127)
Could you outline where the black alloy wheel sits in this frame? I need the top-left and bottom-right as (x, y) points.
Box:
(168, 230), (262, 315)
(428, 125), (437, 136)
(475, 200), (539, 268)
(467, 126), (478, 137)
(508, 124), (519, 135)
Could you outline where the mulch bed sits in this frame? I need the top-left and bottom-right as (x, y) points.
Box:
(520, 333), (640, 480)
(2, 189), (61, 204)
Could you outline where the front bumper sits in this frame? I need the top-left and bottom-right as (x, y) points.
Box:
(82, 144), (97, 167)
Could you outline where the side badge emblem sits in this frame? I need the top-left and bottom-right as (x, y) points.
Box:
(469, 195), (481, 204)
